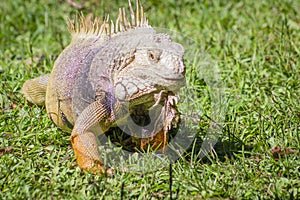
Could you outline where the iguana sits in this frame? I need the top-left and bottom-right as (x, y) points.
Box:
(22, 0), (186, 174)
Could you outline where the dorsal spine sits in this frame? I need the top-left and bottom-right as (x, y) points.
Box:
(67, 0), (150, 39)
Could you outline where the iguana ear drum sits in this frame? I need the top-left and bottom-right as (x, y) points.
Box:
(115, 83), (127, 101)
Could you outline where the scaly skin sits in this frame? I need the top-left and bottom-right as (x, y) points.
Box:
(22, 0), (185, 174)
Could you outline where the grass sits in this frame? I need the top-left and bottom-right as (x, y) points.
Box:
(1, 0), (300, 199)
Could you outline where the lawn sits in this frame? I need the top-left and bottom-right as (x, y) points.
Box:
(0, 0), (299, 199)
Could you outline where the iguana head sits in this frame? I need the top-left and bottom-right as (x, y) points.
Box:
(68, 0), (185, 107)
(112, 27), (186, 104)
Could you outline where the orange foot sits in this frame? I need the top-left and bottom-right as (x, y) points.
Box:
(71, 131), (113, 175)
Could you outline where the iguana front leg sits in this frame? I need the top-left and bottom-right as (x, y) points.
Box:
(70, 99), (113, 174)
(22, 74), (50, 105)
(140, 95), (180, 151)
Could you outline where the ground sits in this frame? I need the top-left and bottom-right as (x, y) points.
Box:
(0, 0), (299, 199)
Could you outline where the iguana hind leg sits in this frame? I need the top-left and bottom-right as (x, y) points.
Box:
(22, 74), (50, 105)
(70, 99), (113, 175)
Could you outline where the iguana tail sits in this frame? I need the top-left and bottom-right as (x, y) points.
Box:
(22, 74), (50, 106)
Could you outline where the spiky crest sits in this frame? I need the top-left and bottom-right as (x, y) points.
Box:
(67, 0), (149, 40)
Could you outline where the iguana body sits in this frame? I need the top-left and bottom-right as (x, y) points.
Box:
(22, 0), (185, 174)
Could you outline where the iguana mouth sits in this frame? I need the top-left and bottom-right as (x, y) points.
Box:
(154, 71), (185, 82)
(163, 76), (185, 81)
(159, 76), (186, 91)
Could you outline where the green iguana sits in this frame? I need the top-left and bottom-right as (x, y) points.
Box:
(22, 0), (186, 174)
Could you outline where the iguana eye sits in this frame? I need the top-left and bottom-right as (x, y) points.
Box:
(147, 50), (161, 63)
